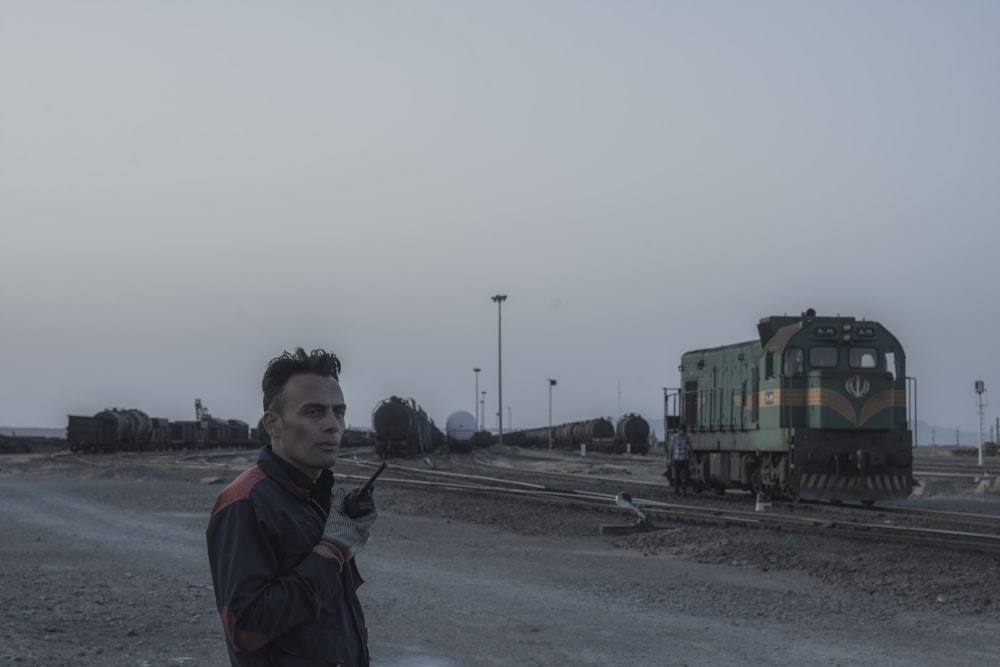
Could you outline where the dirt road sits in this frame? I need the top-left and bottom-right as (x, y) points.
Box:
(2, 455), (1000, 666)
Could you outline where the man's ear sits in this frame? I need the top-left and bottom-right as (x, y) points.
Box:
(263, 411), (281, 438)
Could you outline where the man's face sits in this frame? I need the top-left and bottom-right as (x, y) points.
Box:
(264, 373), (346, 480)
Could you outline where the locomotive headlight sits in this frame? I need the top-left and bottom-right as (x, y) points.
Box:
(841, 323), (852, 342)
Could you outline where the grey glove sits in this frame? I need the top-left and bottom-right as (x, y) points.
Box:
(322, 486), (378, 561)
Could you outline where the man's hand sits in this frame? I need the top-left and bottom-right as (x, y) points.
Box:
(345, 487), (375, 518)
(321, 486), (378, 562)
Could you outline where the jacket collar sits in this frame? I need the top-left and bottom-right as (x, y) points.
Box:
(258, 446), (334, 508)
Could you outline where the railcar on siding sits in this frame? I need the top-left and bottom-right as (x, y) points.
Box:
(615, 413), (651, 454)
(445, 410), (477, 452)
(68, 406), (254, 452)
(503, 417), (618, 451)
(371, 396), (445, 459)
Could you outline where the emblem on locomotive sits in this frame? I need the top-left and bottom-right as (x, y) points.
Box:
(845, 374), (871, 398)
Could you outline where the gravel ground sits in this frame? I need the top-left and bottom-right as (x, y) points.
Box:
(2, 446), (1000, 666)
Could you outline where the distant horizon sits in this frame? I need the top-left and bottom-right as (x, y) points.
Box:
(5, 417), (996, 448)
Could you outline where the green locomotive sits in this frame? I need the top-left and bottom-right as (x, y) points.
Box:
(673, 309), (914, 503)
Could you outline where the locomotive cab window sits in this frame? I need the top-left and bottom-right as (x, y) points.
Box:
(849, 347), (879, 369)
(783, 347), (804, 377)
(809, 346), (838, 368)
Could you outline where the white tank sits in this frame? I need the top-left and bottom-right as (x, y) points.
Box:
(445, 410), (477, 442)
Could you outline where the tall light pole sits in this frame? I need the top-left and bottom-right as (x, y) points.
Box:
(473, 368), (481, 432)
(976, 380), (986, 466)
(491, 294), (507, 445)
(480, 390), (486, 432)
(548, 378), (557, 450)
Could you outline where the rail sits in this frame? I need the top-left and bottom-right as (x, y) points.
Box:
(49, 449), (1000, 554)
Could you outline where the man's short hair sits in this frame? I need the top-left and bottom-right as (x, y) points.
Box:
(262, 348), (341, 413)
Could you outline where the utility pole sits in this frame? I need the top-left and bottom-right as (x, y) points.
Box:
(473, 368), (481, 432)
(976, 380), (986, 466)
(547, 378), (557, 451)
(491, 294), (507, 445)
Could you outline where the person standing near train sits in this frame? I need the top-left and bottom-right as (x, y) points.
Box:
(669, 424), (692, 496)
(206, 348), (378, 666)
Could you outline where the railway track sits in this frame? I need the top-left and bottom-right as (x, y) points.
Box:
(47, 447), (1000, 554)
(912, 451), (1000, 478)
(336, 455), (1000, 554)
(795, 498), (1000, 531)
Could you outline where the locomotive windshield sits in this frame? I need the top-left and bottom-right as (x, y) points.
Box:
(809, 346), (838, 368)
(797, 345), (890, 372)
(849, 347), (879, 369)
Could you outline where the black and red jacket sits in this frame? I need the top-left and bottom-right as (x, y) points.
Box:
(207, 446), (369, 666)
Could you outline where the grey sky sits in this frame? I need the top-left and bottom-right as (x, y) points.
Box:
(2, 1), (998, 438)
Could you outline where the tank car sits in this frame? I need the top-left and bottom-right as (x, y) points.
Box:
(371, 396), (445, 459)
(505, 417), (616, 451)
(68, 404), (256, 453)
(554, 418), (615, 450)
(445, 410), (477, 452)
(673, 308), (914, 503)
(615, 413), (651, 455)
(68, 408), (156, 452)
(508, 425), (554, 449)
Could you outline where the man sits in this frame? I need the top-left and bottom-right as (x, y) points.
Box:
(669, 424), (692, 496)
(207, 348), (377, 666)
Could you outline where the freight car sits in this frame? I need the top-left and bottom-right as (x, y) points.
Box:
(503, 417), (618, 451)
(445, 410), (477, 452)
(670, 309), (914, 503)
(554, 417), (615, 451)
(615, 413), (651, 455)
(371, 396), (445, 459)
(68, 402), (255, 453)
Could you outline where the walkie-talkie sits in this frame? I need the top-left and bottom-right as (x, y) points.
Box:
(357, 462), (387, 497)
(345, 462), (386, 518)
